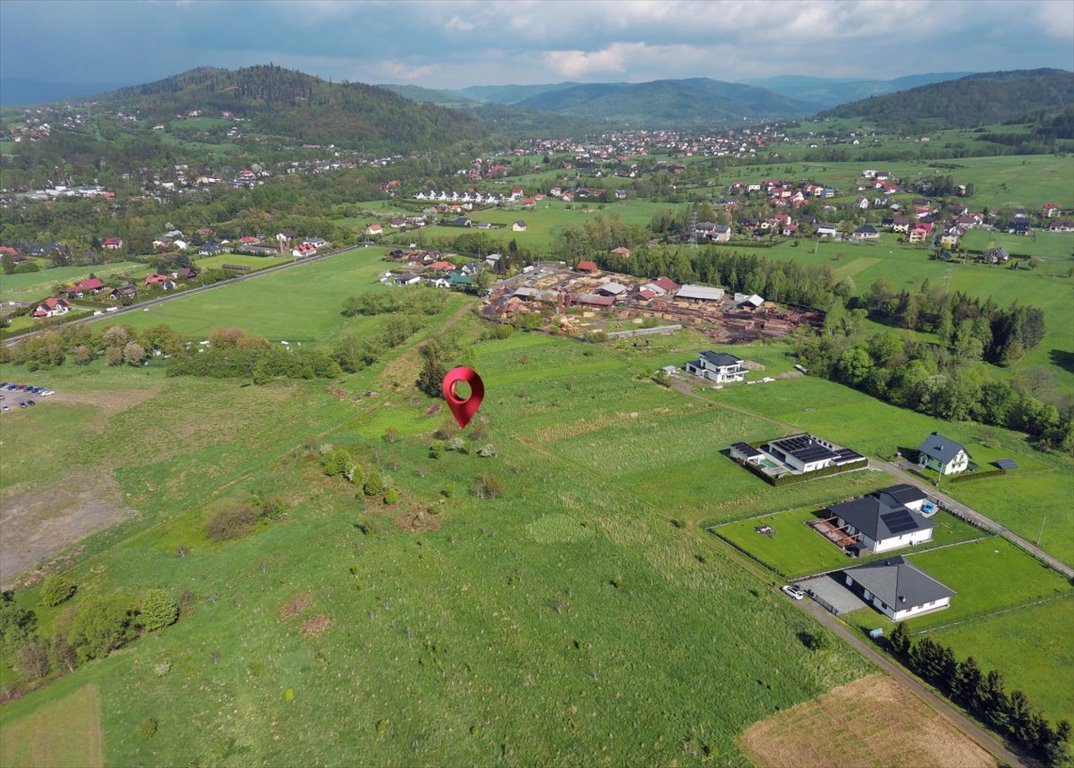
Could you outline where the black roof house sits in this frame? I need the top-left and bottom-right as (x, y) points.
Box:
(917, 432), (969, 465)
(698, 351), (743, 368)
(844, 556), (954, 611)
(829, 496), (934, 543)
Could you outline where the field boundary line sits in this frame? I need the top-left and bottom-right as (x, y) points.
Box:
(911, 590), (1074, 637)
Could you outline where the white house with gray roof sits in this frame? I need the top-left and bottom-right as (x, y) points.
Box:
(917, 431), (972, 475)
(686, 351), (746, 383)
(843, 556), (954, 621)
(828, 488), (935, 554)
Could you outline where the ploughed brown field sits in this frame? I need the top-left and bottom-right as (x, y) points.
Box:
(739, 674), (996, 768)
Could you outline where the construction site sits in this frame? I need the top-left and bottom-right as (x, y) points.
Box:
(480, 265), (824, 342)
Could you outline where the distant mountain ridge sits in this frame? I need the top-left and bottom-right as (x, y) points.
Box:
(818, 68), (1074, 128)
(746, 72), (975, 110)
(508, 78), (810, 126)
(71, 65), (487, 151)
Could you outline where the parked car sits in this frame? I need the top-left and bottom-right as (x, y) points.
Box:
(18, 402), (27, 409)
(1, 405), (9, 412)
(781, 584), (805, 600)
(41, 390), (55, 397)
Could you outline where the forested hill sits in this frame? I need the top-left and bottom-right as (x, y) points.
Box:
(86, 65), (487, 152)
(511, 78), (809, 126)
(818, 69), (1074, 129)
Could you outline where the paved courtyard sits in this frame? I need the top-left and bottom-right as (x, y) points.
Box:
(797, 572), (871, 615)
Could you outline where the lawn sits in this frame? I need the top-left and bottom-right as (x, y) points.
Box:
(192, 253), (292, 271)
(929, 596), (1074, 725)
(715, 507), (986, 579)
(961, 229), (1074, 260)
(0, 261), (143, 304)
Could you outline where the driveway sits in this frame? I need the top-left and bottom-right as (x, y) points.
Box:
(798, 572), (870, 615)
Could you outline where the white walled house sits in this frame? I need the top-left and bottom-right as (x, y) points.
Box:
(685, 351), (746, 383)
(843, 556), (954, 621)
(828, 494), (934, 554)
(917, 432), (972, 475)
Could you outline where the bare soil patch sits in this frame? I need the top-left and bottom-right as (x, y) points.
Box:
(53, 384), (164, 426)
(739, 674), (996, 768)
(397, 506), (442, 534)
(301, 614), (333, 637)
(0, 471), (137, 588)
(279, 593), (315, 619)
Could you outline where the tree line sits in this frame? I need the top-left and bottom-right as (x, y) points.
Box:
(889, 622), (1070, 765)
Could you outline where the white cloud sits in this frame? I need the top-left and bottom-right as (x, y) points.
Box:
(381, 59), (440, 81)
(444, 15), (475, 32)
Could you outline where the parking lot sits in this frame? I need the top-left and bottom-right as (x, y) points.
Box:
(0, 382), (55, 414)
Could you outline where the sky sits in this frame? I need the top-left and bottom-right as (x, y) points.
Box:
(1, 0), (1072, 90)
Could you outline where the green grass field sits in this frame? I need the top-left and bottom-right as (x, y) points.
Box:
(0, 262), (143, 303)
(929, 596), (1074, 725)
(120, 247), (398, 340)
(0, 684), (103, 768)
(961, 229), (1074, 260)
(192, 253), (292, 271)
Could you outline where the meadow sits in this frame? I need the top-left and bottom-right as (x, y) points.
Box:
(0, 242), (1069, 765)
(192, 253), (292, 271)
(960, 229), (1074, 260)
(0, 261), (144, 303)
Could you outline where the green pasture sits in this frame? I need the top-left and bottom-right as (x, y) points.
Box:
(0, 324), (871, 766)
(710, 373), (1074, 566)
(961, 229), (1074, 260)
(715, 507), (987, 579)
(119, 247), (399, 340)
(0, 261), (143, 303)
(192, 253), (292, 271)
(929, 596), (1074, 725)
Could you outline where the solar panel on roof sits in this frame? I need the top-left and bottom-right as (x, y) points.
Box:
(881, 510), (918, 535)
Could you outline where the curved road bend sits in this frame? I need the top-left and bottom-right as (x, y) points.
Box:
(2, 244), (370, 347)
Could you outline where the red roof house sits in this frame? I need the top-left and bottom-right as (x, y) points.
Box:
(576, 260), (599, 273)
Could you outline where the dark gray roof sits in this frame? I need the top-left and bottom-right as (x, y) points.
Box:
(844, 556), (954, 609)
(768, 434), (839, 464)
(730, 441), (762, 458)
(917, 431), (969, 464)
(855, 224), (879, 234)
(995, 458), (1018, 470)
(699, 351), (742, 368)
(871, 484), (928, 508)
(830, 497), (934, 542)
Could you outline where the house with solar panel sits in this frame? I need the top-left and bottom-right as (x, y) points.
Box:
(729, 433), (866, 482)
(917, 431), (972, 475)
(842, 556), (954, 621)
(827, 486), (935, 554)
(686, 351), (746, 383)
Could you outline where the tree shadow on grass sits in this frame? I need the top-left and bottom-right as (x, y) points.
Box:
(1049, 349), (1074, 374)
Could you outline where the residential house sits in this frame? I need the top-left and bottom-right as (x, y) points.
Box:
(31, 297), (71, 318)
(1042, 203), (1062, 218)
(908, 223), (932, 244)
(816, 223), (839, 238)
(512, 220), (528, 232)
(108, 284), (137, 301)
(1049, 220), (1074, 233)
(891, 216), (910, 233)
(102, 237), (124, 250)
(392, 273), (422, 286)
(762, 434), (852, 473)
(198, 242), (223, 256)
(366, 224), (384, 236)
(174, 267), (198, 281)
(981, 247), (1010, 264)
(685, 351), (746, 383)
(828, 493), (935, 554)
(453, 217), (473, 228)
(576, 260), (599, 274)
(610, 246), (632, 258)
(843, 556), (954, 621)
(917, 431), (972, 475)
(144, 274), (177, 290)
(67, 276), (105, 297)
(851, 224), (880, 242)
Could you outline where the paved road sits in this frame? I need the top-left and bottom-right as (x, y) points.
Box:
(2, 243), (371, 347)
(800, 598), (1027, 767)
(872, 458), (1074, 579)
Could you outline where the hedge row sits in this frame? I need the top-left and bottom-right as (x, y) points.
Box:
(947, 468), (1008, 484)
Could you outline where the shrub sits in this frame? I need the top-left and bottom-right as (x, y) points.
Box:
(477, 444), (497, 457)
(472, 474), (504, 499)
(363, 471), (384, 497)
(383, 427), (399, 443)
(204, 503), (261, 542)
(141, 590), (179, 631)
(138, 717), (158, 740)
(322, 447), (355, 478)
(446, 437), (466, 453)
(67, 594), (138, 661)
(14, 636), (50, 679)
(384, 488), (399, 504)
(40, 575), (77, 607)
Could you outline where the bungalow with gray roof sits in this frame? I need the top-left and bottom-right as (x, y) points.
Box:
(843, 556), (954, 621)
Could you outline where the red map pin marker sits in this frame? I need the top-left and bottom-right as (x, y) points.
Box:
(442, 366), (484, 429)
